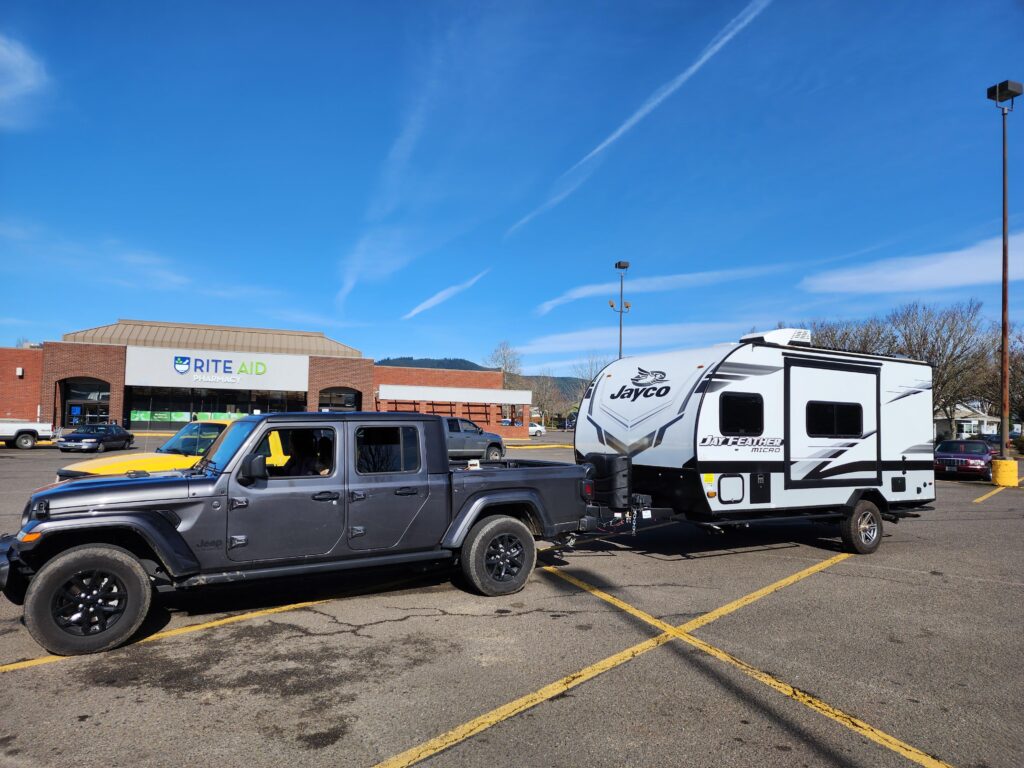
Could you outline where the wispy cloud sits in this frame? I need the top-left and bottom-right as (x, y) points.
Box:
(537, 265), (783, 315)
(801, 232), (1024, 294)
(518, 321), (748, 355)
(508, 0), (773, 234)
(403, 269), (490, 319)
(337, 228), (432, 307)
(339, 43), (446, 307)
(0, 34), (48, 130)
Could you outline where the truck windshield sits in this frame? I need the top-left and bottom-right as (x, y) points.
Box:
(157, 422), (226, 456)
(199, 421), (258, 473)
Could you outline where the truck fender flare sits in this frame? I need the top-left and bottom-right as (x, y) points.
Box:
(21, 512), (201, 578)
(442, 490), (546, 549)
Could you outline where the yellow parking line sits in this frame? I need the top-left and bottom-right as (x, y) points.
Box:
(0, 598), (332, 675)
(546, 553), (852, 634)
(372, 554), (850, 768)
(372, 633), (676, 768)
(972, 486), (1005, 504)
(548, 564), (953, 768)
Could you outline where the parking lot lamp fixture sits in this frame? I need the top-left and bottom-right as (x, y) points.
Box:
(610, 261), (631, 359)
(987, 80), (1021, 461)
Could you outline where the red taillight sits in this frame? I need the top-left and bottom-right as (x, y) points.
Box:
(581, 480), (594, 502)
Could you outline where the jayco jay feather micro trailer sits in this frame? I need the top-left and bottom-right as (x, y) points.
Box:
(574, 329), (935, 554)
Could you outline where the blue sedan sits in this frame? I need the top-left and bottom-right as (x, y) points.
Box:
(57, 424), (134, 453)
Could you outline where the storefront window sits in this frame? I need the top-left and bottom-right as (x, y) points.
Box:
(126, 387), (307, 430)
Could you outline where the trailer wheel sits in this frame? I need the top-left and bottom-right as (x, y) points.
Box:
(15, 433), (36, 450)
(840, 500), (882, 554)
(459, 516), (536, 596)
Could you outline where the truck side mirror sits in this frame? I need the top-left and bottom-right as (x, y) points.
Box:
(238, 454), (268, 485)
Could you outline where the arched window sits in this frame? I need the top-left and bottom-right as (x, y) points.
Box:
(60, 377), (111, 426)
(319, 387), (362, 412)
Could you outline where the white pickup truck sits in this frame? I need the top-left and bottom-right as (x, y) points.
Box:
(0, 420), (57, 450)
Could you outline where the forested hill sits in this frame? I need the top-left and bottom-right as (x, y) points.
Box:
(375, 357), (493, 371)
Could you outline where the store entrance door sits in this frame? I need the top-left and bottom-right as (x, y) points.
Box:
(65, 401), (110, 428)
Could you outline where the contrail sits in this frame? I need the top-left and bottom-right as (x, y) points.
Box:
(569, 0), (773, 173)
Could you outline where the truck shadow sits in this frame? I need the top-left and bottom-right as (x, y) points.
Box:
(131, 562), (456, 644)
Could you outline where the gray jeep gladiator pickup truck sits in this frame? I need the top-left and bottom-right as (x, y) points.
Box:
(0, 412), (601, 655)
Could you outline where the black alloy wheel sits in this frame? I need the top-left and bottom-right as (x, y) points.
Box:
(484, 533), (525, 583)
(51, 569), (128, 636)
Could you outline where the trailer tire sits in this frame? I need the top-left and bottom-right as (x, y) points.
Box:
(15, 433), (36, 450)
(24, 544), (152, 655)
(459, 516), (536, 596)
(840, 500), (882, 554)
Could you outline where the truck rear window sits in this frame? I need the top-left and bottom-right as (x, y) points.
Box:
(356, 426), (420, 474)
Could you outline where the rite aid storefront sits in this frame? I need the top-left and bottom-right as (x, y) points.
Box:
(39, 319), (372, 431)
(123, 346), (318, 430)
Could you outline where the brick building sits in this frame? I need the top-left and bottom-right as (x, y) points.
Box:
(0, 319), (530, 437)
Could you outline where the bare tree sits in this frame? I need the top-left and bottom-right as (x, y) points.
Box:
(887, 300), (986, 427)
(530, 368), (562, 426)
(484, 341), (523, 389)
(568, 353), (612, 409)
(807, 316), (898, 356)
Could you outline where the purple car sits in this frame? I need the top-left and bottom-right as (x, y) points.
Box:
(934, 440), (992, 480)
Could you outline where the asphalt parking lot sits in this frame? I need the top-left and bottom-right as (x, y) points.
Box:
(0, 444), (1021, 768)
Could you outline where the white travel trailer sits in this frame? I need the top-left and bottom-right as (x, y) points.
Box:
(575, 328), (935, 553)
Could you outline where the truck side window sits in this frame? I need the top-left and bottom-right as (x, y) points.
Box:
(256, 428), (335, 478)
(446, 419), (460, 433)
(356, 426), (420, 474)
(806, 401), (863, 438)
(720, 392), (764, 436)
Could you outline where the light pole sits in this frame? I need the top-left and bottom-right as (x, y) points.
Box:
(609, 261), (631, 359)
(987, 80), (1021, 462)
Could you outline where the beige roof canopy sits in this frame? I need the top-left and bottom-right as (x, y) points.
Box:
(62, 319), (361, 358)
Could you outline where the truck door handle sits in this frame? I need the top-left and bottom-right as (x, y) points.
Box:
(350, 490), (366, 502)
(350, 526), (366, 538)
(394, 487), (418, 496)
(311, 491), (340, 502)
(230, 497), (249, 510)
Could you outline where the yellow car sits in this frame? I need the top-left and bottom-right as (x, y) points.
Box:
(56, 420), (286, 481)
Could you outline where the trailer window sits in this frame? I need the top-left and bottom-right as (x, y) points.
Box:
(806, 401), (863, 438)
(719, 392), (764, 436)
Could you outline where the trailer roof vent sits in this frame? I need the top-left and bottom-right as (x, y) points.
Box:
(740, 328), (812, 347)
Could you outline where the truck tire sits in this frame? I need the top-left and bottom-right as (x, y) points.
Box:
(485, 445), (502, 461)
(15, 433), (36, 450)
(839, 500), (883, 555)
(23, 545), (152, 655)
(460, 516), (536, 596)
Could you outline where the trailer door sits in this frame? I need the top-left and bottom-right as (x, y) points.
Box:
(785, 358), (881, 489)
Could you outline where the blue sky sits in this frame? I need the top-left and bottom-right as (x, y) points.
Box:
(1, 1), (1022, 374)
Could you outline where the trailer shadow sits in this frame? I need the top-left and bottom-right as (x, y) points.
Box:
(554, 519), (856, 563)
